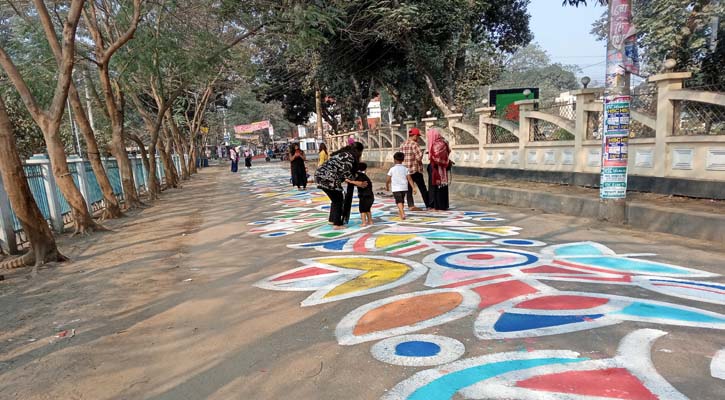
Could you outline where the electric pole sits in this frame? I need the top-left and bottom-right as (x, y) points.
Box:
(599, 0), (636, 223)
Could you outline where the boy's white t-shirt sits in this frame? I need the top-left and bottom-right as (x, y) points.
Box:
(387, 164), (410, 192)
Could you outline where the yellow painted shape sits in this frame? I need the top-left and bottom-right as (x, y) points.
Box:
(374, 234), (416, 248)
(319, 257), (411, 298)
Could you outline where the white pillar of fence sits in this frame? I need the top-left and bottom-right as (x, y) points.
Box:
(444, 114), (463, 147)
(27, 154), (64, 233)
(649, 72), (692, 177)
(0, 174), (19, 254)
(572, 89), (602, 172)
(516, 99), (537, 168)
(69, 155), (92, 213)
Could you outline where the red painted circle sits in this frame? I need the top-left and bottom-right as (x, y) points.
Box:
(467, 253), (495, 260)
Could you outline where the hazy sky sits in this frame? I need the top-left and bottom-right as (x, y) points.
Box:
(528, 0), (608, 85)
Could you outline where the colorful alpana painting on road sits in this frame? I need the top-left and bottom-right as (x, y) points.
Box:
(240, 167), (725, 399)
(334, 277), (725, 345)
(253, 256), (426, 306)
(383, 329), (688, 400)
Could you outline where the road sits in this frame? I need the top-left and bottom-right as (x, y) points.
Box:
(1, 163), (723, 399)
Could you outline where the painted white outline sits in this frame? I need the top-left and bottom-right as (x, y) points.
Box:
(336, 288), (480, 345)
(452, 226), (523, 237)
(712, 349), (725, 380)
(633, 277), (725, 305)
(370, 334), (465, 366)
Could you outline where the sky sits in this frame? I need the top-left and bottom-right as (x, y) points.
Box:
(528, 0), (608, 86)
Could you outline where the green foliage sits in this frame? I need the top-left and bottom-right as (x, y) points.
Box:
(589, 0), (724, 80)
(492, 43), (581, 100)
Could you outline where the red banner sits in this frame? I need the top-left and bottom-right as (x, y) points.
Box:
(234, 120), (270, 134)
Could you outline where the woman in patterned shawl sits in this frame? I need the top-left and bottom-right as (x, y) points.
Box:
(426, 128), (451, 211)
(314, 142), (367, 229)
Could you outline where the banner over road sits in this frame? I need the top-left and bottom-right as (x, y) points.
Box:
(234, 120), (270, 134)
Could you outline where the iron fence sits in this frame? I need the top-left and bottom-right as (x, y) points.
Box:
(675, 100), (725, 136)
(536, 101), (576, 121)
(490, 126), (518, 144)
(531, 120), (575, 142)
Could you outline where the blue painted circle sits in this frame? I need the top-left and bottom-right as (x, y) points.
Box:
(394, 341), (441, 357)
(433, 248), (539, 271)
(502, 239), (534, 245)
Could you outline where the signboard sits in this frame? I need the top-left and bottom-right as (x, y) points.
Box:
(297, 125), (307, 138)
(234, 120), (270, 134)
(489, 88), (539, 123)
(600, 95), (631, 199)
(235, 133), (259, 141)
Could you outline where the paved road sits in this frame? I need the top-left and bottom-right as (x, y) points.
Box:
(1, 164), (723, 399)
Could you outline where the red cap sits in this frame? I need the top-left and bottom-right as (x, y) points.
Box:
(408, 127), (421, 136)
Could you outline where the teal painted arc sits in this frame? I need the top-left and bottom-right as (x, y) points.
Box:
(407, 357), (586, 400)
(616, 302), (725, 324)
(565, 256), (692, 275)
(553, 243), (607, 256)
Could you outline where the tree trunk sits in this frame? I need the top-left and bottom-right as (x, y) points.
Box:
(0, 97), (66, 268)
(187, 134), (198, 175)
(146, 142), (161, 199)
(68, 83), (122, 219)
(160, 125), (179, 188)
(39, 116), (101, 234)
(165, 112), (189, 180)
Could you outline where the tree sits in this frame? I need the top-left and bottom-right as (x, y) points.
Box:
(19, 1), (124, 219)
(582, 0), (723, 81)
(0, 0), (103, 235)
(492, 43), (581, 100)
(84, 0), (144, 208)
(0, 97), (66, 270)
(372, 0), (532, 115)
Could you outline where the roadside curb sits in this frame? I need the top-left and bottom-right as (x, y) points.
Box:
(367, 172), (725, 244)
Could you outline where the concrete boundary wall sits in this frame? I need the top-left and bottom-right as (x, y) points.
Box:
(367, 170), (725, 244)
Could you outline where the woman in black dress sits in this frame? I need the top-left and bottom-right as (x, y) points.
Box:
(290, 144), (307, 190)
(315, 142), (367, 229)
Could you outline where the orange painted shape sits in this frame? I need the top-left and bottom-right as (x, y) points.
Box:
(471, 280), (539, 309)
(352, 292), (463, 336)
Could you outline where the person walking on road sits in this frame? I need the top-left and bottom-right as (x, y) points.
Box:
(243, 149), (252, 169)
(426, 128), (452, 211)
(230, 147), (239, 172)
(400, 127), (429, 211)
(386, 152), (417, 220)
(318, 143), (329, 166)
(290, 144), (308, 190)
(314, 142), (367, 230)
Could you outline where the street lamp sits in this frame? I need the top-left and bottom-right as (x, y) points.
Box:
(581, 76), (591, 88)
(426, 110), (432, 116)
(663, 59), (677, 72)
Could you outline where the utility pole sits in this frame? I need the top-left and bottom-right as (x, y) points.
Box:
(599, 0), (636, 223)
(315, 83), (324, 140)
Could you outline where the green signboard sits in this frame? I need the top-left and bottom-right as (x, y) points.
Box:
(489, 88), (539, 123)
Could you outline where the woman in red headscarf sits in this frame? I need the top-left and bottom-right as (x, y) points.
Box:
(426, 128), (451, 211)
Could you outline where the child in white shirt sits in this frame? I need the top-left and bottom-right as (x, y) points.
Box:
(386, 152), (416, 220)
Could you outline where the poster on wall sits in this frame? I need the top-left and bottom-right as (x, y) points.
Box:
(600, 95), (631, 199)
